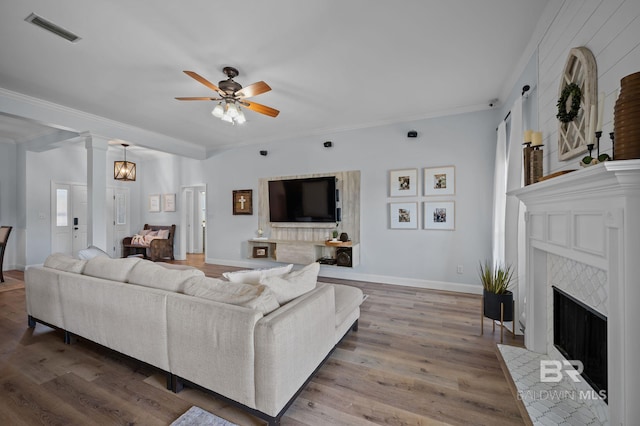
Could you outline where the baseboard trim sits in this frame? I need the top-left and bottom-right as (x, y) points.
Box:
(206, 257), (482, 295)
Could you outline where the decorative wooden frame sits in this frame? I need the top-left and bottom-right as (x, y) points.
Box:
(424, 166), (455, 196)
(233, 189), (253, 215)
(148, 194), (160, 212)
(424, 201), (455, 230)
(557, 47), (598, 160)
(163, 193), (176, 212)
(252, 246), (269, 258)
(389, 202), (418, 229)
(389, 169), (418, 197)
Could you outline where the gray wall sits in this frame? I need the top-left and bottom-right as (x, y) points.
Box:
(0, 143), (18, 269)
(204, 109), (499, 290)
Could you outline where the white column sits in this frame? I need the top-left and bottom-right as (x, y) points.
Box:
(84, 133), (109, 251)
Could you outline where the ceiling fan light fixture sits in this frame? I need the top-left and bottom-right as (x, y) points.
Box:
(236, 108), (246, 124)
(221, 113), (233, 124)
(227, 102), (239, 118)
(212, 103), (224, 118)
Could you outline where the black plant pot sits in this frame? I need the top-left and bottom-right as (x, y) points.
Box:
(483, 289), (514, 321)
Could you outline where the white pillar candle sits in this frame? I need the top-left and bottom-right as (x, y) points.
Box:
(531, 131), (543, 146)
(587, 105), (596, 144)
(596, 92), (605, 132)
(524, 129), (533, 143)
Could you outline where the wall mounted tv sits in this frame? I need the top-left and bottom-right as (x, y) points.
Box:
(268, 176), (337, 223)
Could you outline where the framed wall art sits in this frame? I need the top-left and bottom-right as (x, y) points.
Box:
(163, 193), (176, 212)
(389, 168), (418, 197)
(424, 166), (455, 196)
(148, 194), (160, 212)
(424, 201), (455, 230)
(233, 189), (253, 215)
(389, 202), (418, 229)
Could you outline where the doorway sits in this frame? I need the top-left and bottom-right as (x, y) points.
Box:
(182, 185), (206, 256)
(51, 182), (87, 257)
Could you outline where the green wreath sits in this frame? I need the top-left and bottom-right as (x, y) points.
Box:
(556, 83), (582, 123)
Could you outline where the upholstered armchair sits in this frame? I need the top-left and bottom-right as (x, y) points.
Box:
(0, 226), (12, 282)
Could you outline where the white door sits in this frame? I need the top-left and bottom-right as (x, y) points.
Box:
(52, 183), (72, 255)
(51, 183), (87, 257)
(107, 187), (130, 258)
(185, 189), (194, 253)
(72, 185), (88, 255)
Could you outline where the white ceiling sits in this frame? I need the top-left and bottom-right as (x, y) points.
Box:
(0, 0), (549, 156)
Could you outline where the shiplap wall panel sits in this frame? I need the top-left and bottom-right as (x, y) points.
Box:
(538, 0), (640, 175)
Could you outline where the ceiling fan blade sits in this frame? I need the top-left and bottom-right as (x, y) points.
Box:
(236, 81), (271, 98)
(175, 97), (221, 101)
(183, 71), (221, 93)
(241, 100), (280, 117)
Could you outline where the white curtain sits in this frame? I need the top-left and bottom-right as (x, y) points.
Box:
(492, 121), (507, 265)
(505, 96), (526, 332)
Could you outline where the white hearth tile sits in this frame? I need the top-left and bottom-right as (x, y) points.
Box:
(498, 344), (608, 426)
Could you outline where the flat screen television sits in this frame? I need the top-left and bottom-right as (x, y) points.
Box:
(268, 176), (337, 223)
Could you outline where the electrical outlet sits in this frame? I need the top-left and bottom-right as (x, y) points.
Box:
(457, 265), (464, 274)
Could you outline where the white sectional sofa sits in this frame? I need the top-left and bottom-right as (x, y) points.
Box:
(25, 255), (363, 426)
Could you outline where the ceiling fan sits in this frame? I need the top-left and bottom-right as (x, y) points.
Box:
(175, 66), (279, 124)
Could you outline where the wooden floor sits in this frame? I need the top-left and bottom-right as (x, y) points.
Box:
(0, 256), (525, 425)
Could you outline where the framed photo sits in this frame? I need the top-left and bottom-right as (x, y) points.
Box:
(233, 189), (253, 215)
(163, 193), (176, 212)
(424, 201), (455, 230)
(424, 166), (455, 196)
(252, 246), (269, 258)
(389, 202), (418, 229)
(389, 168), (418, 197)
(148, 194), (160, 212)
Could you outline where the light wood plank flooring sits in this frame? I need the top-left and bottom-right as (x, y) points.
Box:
(0, 256), (524, 425)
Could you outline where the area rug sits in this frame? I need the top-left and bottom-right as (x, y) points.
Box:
(170, 406), (238, 426)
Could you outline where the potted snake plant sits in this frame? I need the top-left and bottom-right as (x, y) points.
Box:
(479, 261), (514, 322)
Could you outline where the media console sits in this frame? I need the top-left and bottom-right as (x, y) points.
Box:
(248, 238), (360, 268)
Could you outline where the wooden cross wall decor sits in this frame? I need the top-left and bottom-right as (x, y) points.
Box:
(233, 189), (253, 215)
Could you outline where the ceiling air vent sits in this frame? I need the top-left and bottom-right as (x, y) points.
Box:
(25, 13), (81, 43)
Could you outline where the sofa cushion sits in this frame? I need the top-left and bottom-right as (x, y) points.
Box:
(44, 253), (87, 274)
(222, 264), (293, 285)
(77, 245), (110, 260)
(127, 260), (204, 292)
(83, 256), (141, 282)
(259, 262), (320, 304)
(331, 283), (364, 328)
(184, 276), (280, 315)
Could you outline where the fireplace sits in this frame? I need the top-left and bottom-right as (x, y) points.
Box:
(511, 160), (640, 424)
(553, 286), (607, 402)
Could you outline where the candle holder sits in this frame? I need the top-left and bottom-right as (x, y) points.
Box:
(530, 144), (544, 184)
(523, 142), (532, 185)
(595, 131), (602, 157)
(587, 143), (594, 158)
(610, 132), (615, 160)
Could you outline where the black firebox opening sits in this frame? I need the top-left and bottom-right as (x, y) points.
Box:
(553, 286), (607, 403)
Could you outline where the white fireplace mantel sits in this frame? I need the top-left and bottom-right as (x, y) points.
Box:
(510, 160), (640, 426)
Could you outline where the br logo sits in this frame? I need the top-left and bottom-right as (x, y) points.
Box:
(540, 360), (584, 383)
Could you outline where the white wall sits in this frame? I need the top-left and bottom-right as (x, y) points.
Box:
(204, 109), (499, 290)
(538, 0), (640, 174)
(0, 143), (18, 270)
(25, 144), (87, 265)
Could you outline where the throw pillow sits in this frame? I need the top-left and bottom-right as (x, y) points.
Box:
(44, 253), (88, 274)
(222, 264), (293, 285)
(259, 262), (320, 304)
(77, 245), (110, 260)
(157, 229), (170, 239)
(139, 229), (152, 236)
(184, 276), (280, 315)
